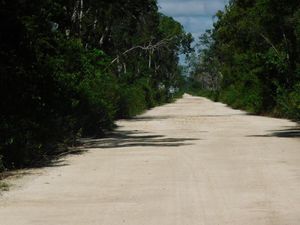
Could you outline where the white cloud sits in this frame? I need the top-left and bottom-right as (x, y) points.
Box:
(159, 0), (226, 17)
(175, 15), (214, 34)
(158, 0), (228, 38)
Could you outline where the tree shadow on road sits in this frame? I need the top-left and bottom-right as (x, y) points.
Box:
(126, 116), (172, 121)
(247, 125), (300, 138)
(80, 130), (200, 149)
(127, 113), (248, 122)
(270, 127), (300, 138)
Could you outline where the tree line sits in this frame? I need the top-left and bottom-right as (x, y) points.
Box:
(188, 0), (300, 120)
(0, 0), (193, 170)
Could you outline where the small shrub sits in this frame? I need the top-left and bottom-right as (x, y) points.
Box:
(0, 182), (9, 192)
(276, 83), (300, 120)
(117, 84), (147, 118)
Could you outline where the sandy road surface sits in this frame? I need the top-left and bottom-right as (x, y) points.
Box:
(1, 94), (300, 225)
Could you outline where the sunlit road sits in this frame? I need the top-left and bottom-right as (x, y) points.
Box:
(1, 94), (300, 225)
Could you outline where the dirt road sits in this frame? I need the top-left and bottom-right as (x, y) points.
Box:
(1, 94), (300, 225)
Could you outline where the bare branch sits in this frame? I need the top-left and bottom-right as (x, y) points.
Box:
(282, 31), (290, 61)
(260, 33), (280, 56)
(108, 36), (177, 67)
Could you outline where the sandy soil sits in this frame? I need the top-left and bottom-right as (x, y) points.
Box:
(1, 94), (300, 225)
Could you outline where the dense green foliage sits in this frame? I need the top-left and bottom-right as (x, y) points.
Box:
(190, 0), (300, 118)
(0, 0), (192, 170)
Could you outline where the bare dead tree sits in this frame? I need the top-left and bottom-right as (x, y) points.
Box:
(108, 36), (177, 67)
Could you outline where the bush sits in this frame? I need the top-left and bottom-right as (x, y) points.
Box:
(139, 78), (156, 108)
(0, 38), (121, 168)
(117, 84), (147, 118)
(220, 86), (240, 106)
(276, 83), (300, 120)
(76, 70), (118, 137)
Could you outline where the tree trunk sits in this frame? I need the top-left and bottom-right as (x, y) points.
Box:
(79, 0), (84, 35)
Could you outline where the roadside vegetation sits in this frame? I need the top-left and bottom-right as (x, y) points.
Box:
(0, 182), (9, 192)
(0, 0), (193, 171)
(187, 0), (300, 119)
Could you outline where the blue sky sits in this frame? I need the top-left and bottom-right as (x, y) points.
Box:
(158, 0), (229, 40)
